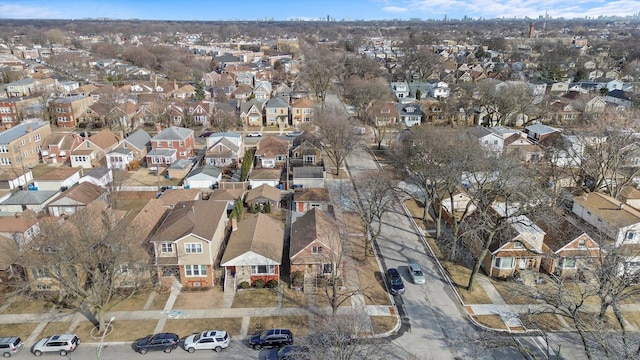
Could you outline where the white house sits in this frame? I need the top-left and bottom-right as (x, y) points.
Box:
(184, 166), (222, 189)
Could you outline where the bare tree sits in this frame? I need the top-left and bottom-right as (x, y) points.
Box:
(342, 77), (391, 120)
(349, 171), (396, 258)
(314, 104), (362, 176)
(300, 44), (340, 102)
(18, 203), (153, 334)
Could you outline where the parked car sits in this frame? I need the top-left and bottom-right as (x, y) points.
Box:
(31, 334), (79, 357)
(134, 333), (179, 354)
(266, 345), (309, 360)
(0, 336), (23, 357)
(249, 329), (293, 350)
(183, 330), (229, 353)
(246, 132), (263, 137)
(408, 263), (426, 284)
(286, 131), (303, 137)
(386, 268), (405, 295)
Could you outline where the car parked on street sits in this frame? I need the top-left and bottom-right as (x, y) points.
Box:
(386, 268), (405, 295)
(408, 263), (426, 284)
(266, 345), (309, 360)
(249, 328), (293, 350)
(286, 131), (303, 137)
(246, 131), (262, 137)
(133, 333), (179, 354)
(183, 330), (229, 353)
(0, 336), (23, 357)
(31, 334), (79, 357)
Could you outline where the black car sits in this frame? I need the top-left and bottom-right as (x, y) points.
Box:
(386, 268), (405, 295)
(249, 329), (293, 350)
(266, 345), (308, 360)
(134, 333), (179, 354)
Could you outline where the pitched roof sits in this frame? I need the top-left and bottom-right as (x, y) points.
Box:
(291, 98), (314, 108)
(0, 215), (38, 233)
(294, 188), (330, 202)
(124, 129), (151, 150)
(157, 189), (201, 206)
(208, 188), (245, 202)
(245, 184), (281, 203)
(149, 200), (227, 242)
(256, 137), (289, 157)
(126, 198), (167, 242)
(36, 167), (81, 181)
(152, 126), (194, 141)
(86, 129), (120, 150)
(574, 192), (640, 228)
(187, 165), (222, 179)
(249, 168), (281, 181)
(220, 213), (284, 266)
(293, 167), (324, 179)
(2, 190), (59, 205)
(265, 97), (288, 108)
(290, 208), (340, 259)
(50, 182), (106, 205)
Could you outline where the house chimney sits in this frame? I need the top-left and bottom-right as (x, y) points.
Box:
(26, 124), (32, 133)
(155, 123), (162, 133)
(620, 203), (625, 210)
(231, 217), (238, 231)
(174, 79), (178, 91)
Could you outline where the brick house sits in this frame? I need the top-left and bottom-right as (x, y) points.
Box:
(0, 120), (51, 169)
(290, 98), (314, 126)
(41, 133), (82, 165)
(146, 126), (195, 166)
(265, 97), (289, 127)
(51, 95), (94, 128)
(220, 213), (284, 288)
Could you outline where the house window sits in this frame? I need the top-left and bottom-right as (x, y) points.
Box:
(321, 263), (333, 274)
(36, 284), (52, 291)
(276, 155), (285, 161)
(0, 158), (11, 165)
(251, 265), (276, 275)
(20, 139), (25, 146)
(312, 246), (323, 254)
(513, 242), (523, 249)
(185, 264), (207, 276)
(578, 239), (586, 247)
(33, 267), (49, 278)
(23, 151), (29, 158)
(34, 134), (41, 141)
(494, 257), (515, 269)
(161, 243), (174, 253)
(561, 258), (577, 269)
(118, 264), (130, 274)
(0, 146), (7, 153)
(184, 243), (203, 254)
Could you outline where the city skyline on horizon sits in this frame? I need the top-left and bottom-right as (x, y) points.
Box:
(0, 0), (639, 22)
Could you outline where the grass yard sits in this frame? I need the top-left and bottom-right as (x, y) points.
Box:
(442, 261), (492, 304)
(281, 287), (307, 308)
(232, 288), (278, 308)
(521, 313), (567, 331)
(473, 315), (507, 330)
(163, 318), (243, 337)
(108, 292), (154, 311)
(173, 288), (224, 310)
(2, 296), (55, 314)
(73, 320), (157, 342)
(0, 322), (37, 340)
(491, 280), (536, 305)
(248, 316), (309, 337)
(370, 316), (397, 335)
(147, 292), (170, 310)
(41, 321), (73, 336)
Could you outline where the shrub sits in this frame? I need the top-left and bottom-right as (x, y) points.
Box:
(292, 271), (304, 287)
(266, 280), (278, 289)
(253, 279), (265, 288)
(239, 281), (250, 289)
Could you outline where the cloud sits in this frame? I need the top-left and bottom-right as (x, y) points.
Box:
(383, 6), (408, 13)
(0, 3), (62, 18)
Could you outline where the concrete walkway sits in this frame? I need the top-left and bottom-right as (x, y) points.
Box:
(473, 275), (525, 330)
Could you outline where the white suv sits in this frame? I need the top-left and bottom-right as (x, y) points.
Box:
(32, 334), (80, 356)
(183, 330), (230, 353)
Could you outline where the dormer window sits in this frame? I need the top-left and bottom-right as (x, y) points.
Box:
(405, 107), (415, 113)
(513, 241), (523, 249)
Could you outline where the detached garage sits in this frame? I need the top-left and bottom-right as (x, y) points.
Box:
(184, 166), (222, 189)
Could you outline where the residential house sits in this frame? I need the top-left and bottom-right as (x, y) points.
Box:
(146, 126), (195, 167)
(51, 95), (94, 128)
(290, 208), (342, 286)
(0, 120), (51, 169)
(293, 188), (330, 214)
(547, 101), (581, 124)
(184, 166), (222, 189)
(70, 129), (119, 169)
(245, 184), (280, 210)
(107, 129), (151, 170)
(572, 192), (640, 247)
(186, 101), (213, 126)
(265, 97), (290, 127)
(46, 182), (108, 217)
(253, 81), (272, 101)
(535, 213), (601, 277)
(290, 132), (322, 167)
(0, 96), (41, 129)
(32, 167), (81, 191)
(396, 102), (424, 127)
(369, 101), (398, 126)
(390, 81), (410, 99)
(205, 138), (241, 168)
(240, 100), (265, 127)
(503, 134), (544, 162)
(292, 167), (324, 189)
(0, 190), (59, 214)
(207, 188), (246, 212)
(0, 212), (40, 251)
(290, 98), (314, 126)
(248, 168), (281, 189)
(438, 187), (476, 225)
(5, 78), (38, 97)
(166, 159), (194, 180)
(255, 137), (289, 169)
(220, 213), (284, 288)
(41, 133), (81, 164)
(467, 126), (504, 154)
(149, 200), (229, 288)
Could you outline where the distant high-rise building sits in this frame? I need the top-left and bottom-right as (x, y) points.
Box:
(528, 22), (534, 38)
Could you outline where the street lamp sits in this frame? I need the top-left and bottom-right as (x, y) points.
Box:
(96, 316), (115, 360)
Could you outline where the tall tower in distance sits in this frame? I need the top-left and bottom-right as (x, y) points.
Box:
(528, 22), (535, 38)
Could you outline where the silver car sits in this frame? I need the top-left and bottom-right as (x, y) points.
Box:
(183, 330), (229, 353)
(31, 334), (79, 356)
(408, 263), (426, 284)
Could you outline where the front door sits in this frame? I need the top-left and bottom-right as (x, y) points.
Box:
(519, 258), (527, 269)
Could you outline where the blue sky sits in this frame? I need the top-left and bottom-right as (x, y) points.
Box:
(0, 0), (638, 21)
